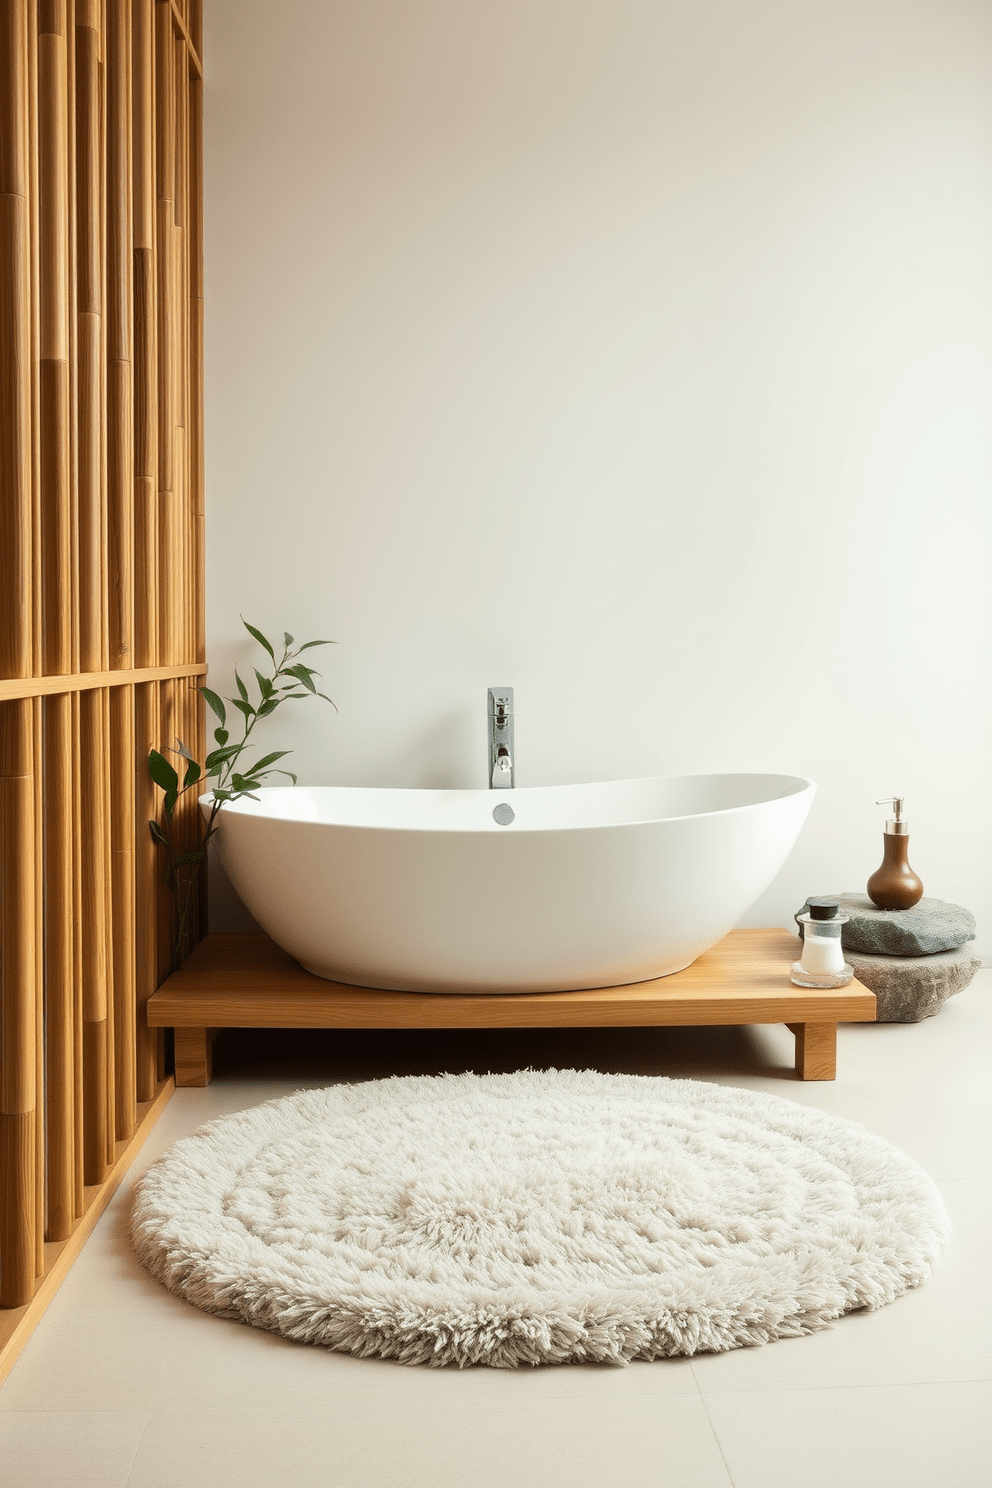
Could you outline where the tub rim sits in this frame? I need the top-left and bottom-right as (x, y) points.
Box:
(197, 771), (816, 837)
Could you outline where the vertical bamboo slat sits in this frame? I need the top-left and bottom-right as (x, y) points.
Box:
(174, 36), (188, 664)
(155, 678), (175, 982)
(31, 696), (44, 1275)
(133, 680), (160, 1102)
(155, 1), (176, 665)
(189, 0), (202, 65)
(0, 701), (39, 1307)
(106, 0), (132, 670)
(102, 689), (117, 1166)
(75, 2), (104, 675)
(66, 0), (81, 674)
(28, 4), (42, 683)
(38, 1), (72, 677)
(110, 686), (135, 1138)
(79, 689), (109, 1185)
(0, 0), (34, 682)
(132, 0), (158, 669)
(44, 693), (75, 1240)
(189, 70), (204, 662)
(70, 690), (84, 1216)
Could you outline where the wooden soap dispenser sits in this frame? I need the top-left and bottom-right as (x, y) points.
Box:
(866, 796), (924, 910)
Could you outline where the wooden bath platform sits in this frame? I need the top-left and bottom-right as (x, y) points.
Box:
(147, 928), (875, 1086)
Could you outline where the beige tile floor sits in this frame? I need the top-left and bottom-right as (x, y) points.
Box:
(2, 971), (990, 1488)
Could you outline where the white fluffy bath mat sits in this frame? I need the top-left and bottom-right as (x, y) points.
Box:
(130, 1070), (949, 1368)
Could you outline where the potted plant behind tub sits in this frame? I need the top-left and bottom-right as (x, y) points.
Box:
(148, 619), (336, 972)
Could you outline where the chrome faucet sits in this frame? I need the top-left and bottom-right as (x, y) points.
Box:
(488, 687), (514, 789)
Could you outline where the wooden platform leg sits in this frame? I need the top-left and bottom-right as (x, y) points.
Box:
(787, 1022), (837, 1081)
(173, 1027), (217, 1087)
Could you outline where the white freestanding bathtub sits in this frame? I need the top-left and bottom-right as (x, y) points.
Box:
(201, 773), (814, 994)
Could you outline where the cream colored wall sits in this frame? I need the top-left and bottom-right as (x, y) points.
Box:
(203, 0), (991, 954)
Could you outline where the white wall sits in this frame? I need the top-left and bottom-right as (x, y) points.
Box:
(203, 0), (992, 955)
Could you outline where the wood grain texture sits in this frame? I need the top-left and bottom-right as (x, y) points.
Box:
(0, 1113), (36, 1307)
(174, 1027), (216, 1088)
(0, 661), (206, 701)
(150, 930), (877, 1037)
(788, 1022), (838, 1082)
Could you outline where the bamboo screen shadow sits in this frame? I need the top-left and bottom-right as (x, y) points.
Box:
(0, 0), (205, 1332)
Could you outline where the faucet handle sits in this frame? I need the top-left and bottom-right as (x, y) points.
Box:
(488, 687), (513, 717)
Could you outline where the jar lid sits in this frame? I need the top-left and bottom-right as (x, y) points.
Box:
(807, 897), (840, 920)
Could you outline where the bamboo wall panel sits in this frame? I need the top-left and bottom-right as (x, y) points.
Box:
(0, 0), (204, 1326)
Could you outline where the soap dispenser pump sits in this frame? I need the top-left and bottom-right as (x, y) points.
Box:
(866, 797), (924, 910)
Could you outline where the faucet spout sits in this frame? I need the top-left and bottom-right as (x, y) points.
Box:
(487, 688), (514, 789)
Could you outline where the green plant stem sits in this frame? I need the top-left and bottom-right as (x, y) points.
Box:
(149, 621), (335, 972)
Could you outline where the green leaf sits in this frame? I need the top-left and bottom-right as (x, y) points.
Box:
(231, 774), (264, 792)
(182, 759), (202, 789)
(205, 745), (241, 769)
(297, 639), (334, 651)
(230, 697), (255, 721)
(254, 669), (274, 700)
(247, 750), (291, 772)
(214, 727), (229, 745)
(272, 769), (298, 784)
(242, 620), (275, 660)
(148, 819), (169, 847)
(283, 632), (294, 647)
(164, 788), (178, 820)
(234, 668), (250, 703)
(283, 664), (316, 694)
(199, 687), (226, 726)
(173, 848), (205, 868)
(255, 699), (279, 717)
(317, 692), (339, 711)
(148, 750), (180, 795)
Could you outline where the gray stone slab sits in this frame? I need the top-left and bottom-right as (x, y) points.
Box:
(795, 892), (976, 956)
(847, 943), (983, 1022)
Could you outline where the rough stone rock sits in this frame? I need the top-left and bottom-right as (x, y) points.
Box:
(795, 893), (976, 957)
(847, 943), (983, 1023)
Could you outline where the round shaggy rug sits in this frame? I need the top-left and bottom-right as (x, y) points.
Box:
(130, 1070), (949, 1368)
